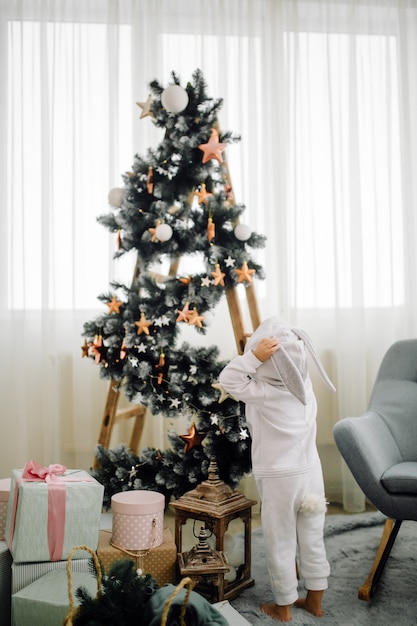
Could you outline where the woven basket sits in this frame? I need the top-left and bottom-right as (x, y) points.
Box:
(63, 545), (102, 626)
(161, 577), (193, 626)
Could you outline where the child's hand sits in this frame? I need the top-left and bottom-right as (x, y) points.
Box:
(252, 338), (279, 362)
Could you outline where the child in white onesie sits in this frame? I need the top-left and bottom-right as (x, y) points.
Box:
(219, 317), (335, 622)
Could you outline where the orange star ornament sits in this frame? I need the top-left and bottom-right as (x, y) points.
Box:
(176, 302), (190, 322)
(211, 263), (225, 287)
(179, 423), (206, 453)
(235, 261), (256, 284)
(106, 295), (123, 314)
(135, 312), (152, 335)
(187, 308), (204, 328)
(194, 183), (213, 205)
(198, 128), (226, 164)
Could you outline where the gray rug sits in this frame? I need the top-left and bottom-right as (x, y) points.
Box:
(231, 512), (417, 625)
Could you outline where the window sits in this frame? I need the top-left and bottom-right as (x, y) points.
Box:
(286, 31), (403, 308)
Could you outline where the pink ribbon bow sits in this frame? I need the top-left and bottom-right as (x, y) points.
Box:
(10, 460), (68, 561)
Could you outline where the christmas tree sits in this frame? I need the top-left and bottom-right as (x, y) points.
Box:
(82, 69), (266, 507)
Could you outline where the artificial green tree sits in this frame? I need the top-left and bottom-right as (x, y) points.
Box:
(82, 69), (266, 507)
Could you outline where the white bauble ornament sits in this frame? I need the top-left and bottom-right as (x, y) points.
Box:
(203, 311), (214, 326)
(224, 566), (237, 583)
(108, 187), (124, 208)
(234, 223), (252, 241)
(161, 85), (189, 113)
(155, 223), (173, 242)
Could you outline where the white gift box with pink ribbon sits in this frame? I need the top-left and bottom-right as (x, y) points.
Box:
(5, 460), (104, 563)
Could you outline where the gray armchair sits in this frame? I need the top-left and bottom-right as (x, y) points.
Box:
(333, 339), (417, 600)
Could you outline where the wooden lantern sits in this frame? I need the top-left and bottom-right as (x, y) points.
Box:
(170, 457), (257, 601)
(178, 525), (230, 602)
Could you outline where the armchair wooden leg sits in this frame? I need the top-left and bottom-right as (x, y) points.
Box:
(358, 518), (402, 601)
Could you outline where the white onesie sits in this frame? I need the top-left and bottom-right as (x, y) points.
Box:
(219, 316), (334, 605)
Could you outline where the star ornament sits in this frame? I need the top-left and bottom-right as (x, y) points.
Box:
(187, 308), (204, 328)
(211, 263), (225, 287)
(106, 295), (123, 314)
(239, 427), (250, 441)
(136, 94), (155, 120)
(235, 261), (256, 284)
(135, 312), (152, 335)
(179, 423), (206, 454)
(194, 183), (213, 205)
(176, 302), (190, 322)
(198, 128), (226, 164)
(212, 381), (236, 403)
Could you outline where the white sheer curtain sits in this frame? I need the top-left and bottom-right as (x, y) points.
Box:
(2, 0), (417, 511)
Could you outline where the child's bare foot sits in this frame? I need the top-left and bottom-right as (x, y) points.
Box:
(294, 589), (324, 617)
(261, 603), (291, 622)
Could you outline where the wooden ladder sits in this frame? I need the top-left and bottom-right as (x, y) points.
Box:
(93, 282), (260, 468)
(93, 157), (261, 467)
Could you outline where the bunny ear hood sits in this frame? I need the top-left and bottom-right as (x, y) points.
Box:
(245, 317), (336, 404)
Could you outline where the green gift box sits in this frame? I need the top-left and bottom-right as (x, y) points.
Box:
(12, 568), (98, 626)
(6, 462), (104, 563)
(0, 541), (12, 626)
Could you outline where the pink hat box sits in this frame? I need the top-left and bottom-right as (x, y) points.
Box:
(0, 478), (11, 541)
(111, 490), (165, 551)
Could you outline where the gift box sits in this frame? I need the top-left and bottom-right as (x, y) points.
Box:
(97, 526), (177, 586)
(11, 556), (91, 594)
(0, 541), (12, 626)
(12, 568), (98, 626)
(6, 460), (104, 563)
(0, 478), (11, 541)
(212, 600), (252, 625)
(111, 490), (164, 550)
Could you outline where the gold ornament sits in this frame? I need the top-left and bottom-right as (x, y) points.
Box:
(176, 302), (190, 322)
(120, 340), (127, 360)
(207, 216), (215, 242)
(194, 183), (212, 205)
(198, 128), (226, 164)
(187, 308), (204, 328)
(147, 166), (154, 194)
(211, 382), (235, 403)
(81, 338), (89, 358)
(211, 263), (225, 287)
(155, 351), (166, 384)
(106, 295), (123, 314)
(136, 94), (155, 119)
(235, 261), (256, 284)
(91, 334), (104, 364)
(179, 423), (206, 453)
(135, 312), (152, 335)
